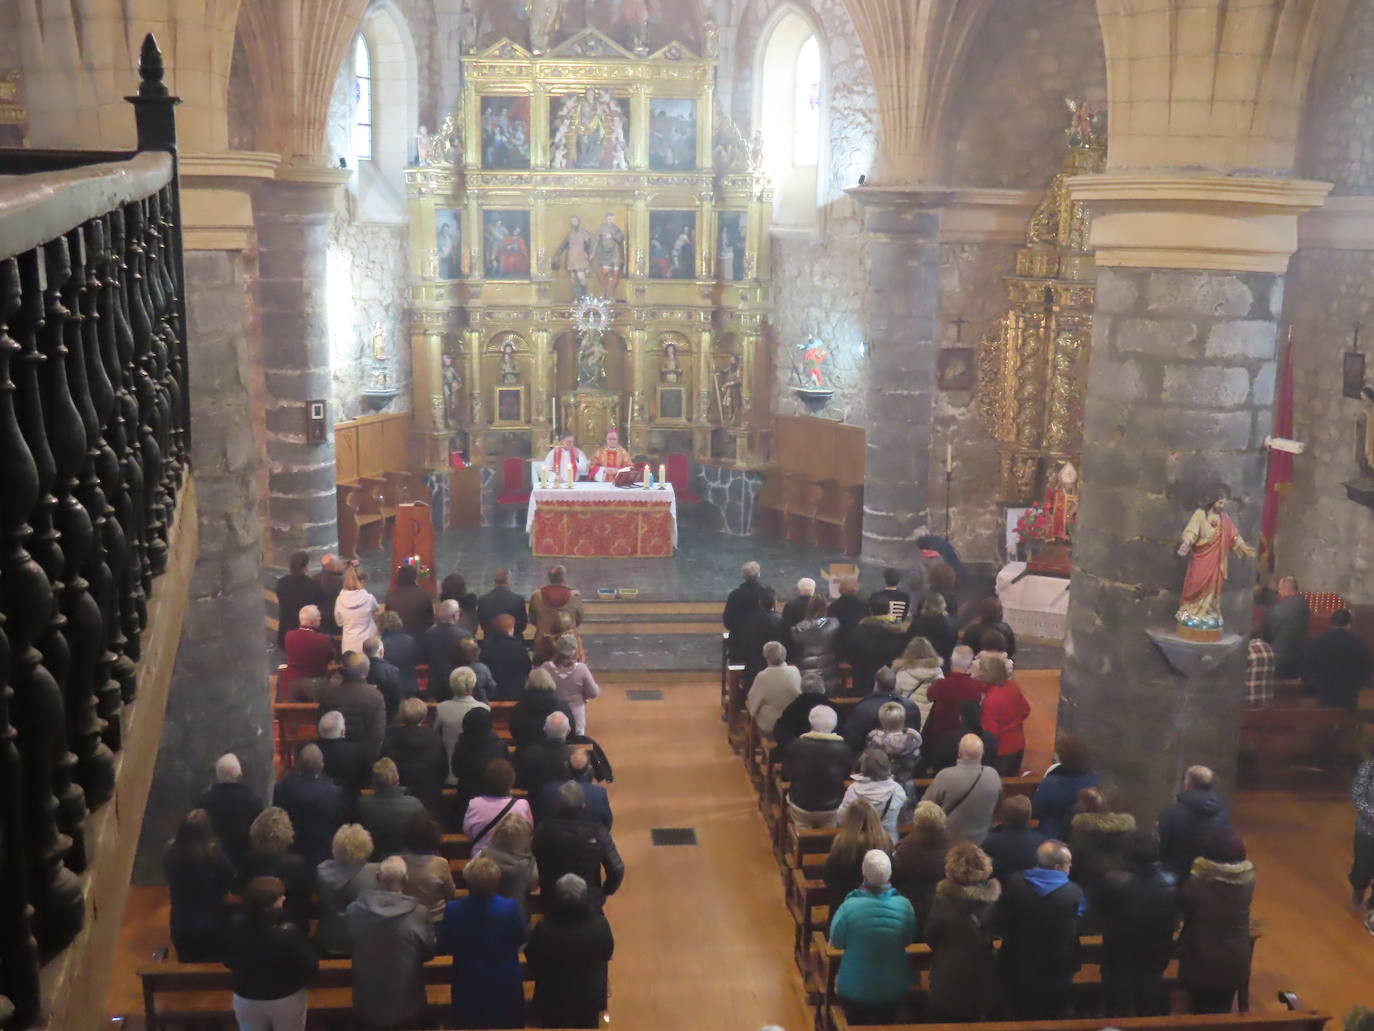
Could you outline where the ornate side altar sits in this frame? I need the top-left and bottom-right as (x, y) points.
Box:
(404, 26), (773, 522)
(977, 102), (1105, 505)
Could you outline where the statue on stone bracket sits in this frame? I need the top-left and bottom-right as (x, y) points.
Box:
(1175, 488), (1254, 639)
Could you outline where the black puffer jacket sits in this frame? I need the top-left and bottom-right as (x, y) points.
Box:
(782, 731), (852, 813)
(791, 617), (842, 694)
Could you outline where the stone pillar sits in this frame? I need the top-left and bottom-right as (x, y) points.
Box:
(848, 188), (950, 567)
(1059, 175), (1329, 819)
(254, 168), (350, 567)
(134, 248), (271, 881)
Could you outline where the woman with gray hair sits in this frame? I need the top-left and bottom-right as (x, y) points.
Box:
(540, 633), (601, 735)
(281, 603), (335, 701)
(773, 671), (831, 751)
(525, 873), (615, 1028)
(746, 639), (801, 738)
(510, 666), (575, 748)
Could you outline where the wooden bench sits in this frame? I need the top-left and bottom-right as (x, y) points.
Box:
(139, 955), (560, 1031)
(830, 1012), (1328, 1031)
(1239, 706), (1374, 784)
(810, 930), (1260, 1031)
(812, 478), (863, 556)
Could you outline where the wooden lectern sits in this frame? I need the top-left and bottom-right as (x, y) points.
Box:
(390, 502), (436, 593)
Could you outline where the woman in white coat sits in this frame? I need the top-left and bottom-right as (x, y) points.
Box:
(335, 566), (380, 654)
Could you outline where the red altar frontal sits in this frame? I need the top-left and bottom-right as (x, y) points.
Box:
(526, 483), (678, 558)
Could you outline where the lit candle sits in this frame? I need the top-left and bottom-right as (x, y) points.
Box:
(946, 441), (953, 470)
(658, 463), (666, 486)
(643, 464), (651, 489)
(566, 463), (573, 487)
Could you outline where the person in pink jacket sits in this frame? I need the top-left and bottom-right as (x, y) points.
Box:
(541, 634), (601, 735)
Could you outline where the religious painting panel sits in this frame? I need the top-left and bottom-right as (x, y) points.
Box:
(549, 208), (630, 301)
(550, 89), (631, 170)
(716, 211), (747, 281)
(483, 209), (532, 279)
(649, 211), (697, 280)
(1344, 351), (1366, 400)
(649, 98), (697, 171)
(937, 348), (975, 391)
(480, 96), (533, 170)
(435, 207), (462, 279)
(657, 385), (688, 423)
(495, 385), (528, 425)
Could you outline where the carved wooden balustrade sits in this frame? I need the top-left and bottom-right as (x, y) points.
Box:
(0, 35), (188, 1030)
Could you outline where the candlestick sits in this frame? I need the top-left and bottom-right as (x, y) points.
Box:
(642, 464), (651, 489)
(658, 463), (666, 486)
(946, 441), (953, 470)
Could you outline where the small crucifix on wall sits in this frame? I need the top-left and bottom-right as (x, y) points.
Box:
(950, 315), (968, 343)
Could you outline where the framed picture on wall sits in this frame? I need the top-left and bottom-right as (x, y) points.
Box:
(480, 96), (532, 170)
(657, 385), (688, 423)
(717, 211), (747, 281)
(937, 348), (976, 391)
(494, 385), (527, 425)
(435, 207), (462, 279)
(483, 210), (532, 279)
(649, 98), (697, 171)
(649, 211), (696, 279)
(1344, 351), (1367, 400)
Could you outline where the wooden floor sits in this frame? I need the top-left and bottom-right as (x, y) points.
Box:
(106, 670), (1374, 1028)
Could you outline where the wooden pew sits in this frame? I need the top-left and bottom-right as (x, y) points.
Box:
(810, 930), (1262, 1031)
(830, 1013), (1328, 1031)
(1239, 707), (1374, 784)
(139, 955), (571, 1031)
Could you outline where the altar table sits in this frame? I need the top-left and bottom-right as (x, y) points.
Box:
(526, 482), (678, 557)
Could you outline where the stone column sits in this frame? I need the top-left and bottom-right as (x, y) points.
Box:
(254, 168), (350, 567)
(848, 188), (950, 567)
(1059, 175), (1329, 819)
(134, 247), (271, 880)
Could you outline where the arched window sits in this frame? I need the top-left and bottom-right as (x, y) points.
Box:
(353, 36), (374, 162)
(793, 35), (820, 166)
(757, 10), (824, 231)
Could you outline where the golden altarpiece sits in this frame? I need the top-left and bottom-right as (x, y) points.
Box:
(403, 30), (773, 479)
(976, 107), (1106, 504)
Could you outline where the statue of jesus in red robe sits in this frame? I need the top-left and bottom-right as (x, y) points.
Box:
(1175, 494), (1253, 632)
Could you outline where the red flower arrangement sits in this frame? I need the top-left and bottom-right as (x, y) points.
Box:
(1014, 503), (1053, 546)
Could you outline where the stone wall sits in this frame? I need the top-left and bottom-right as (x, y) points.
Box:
(328, 214), (413, 422)
(1281, 249), (1374, 603)
(733, 0), (877, 428)
(943, 0), (1107, 188)
(1301, 0), (1374, 196)
(1281, 0), (1374, 603)
(136, 251), (272, 882)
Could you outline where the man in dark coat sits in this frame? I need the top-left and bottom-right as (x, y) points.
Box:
(532, 782), (625, 908)
(197, 753), (263, 871)
(385, 564), (434, 639)
(316, 710), (371, 798)
(1264, 575), (1310, 677)
(740, 588), (785, 688)
(997, 840), (1085, 1019)
(1157, 765), (1231, 879)
(844, 666), (922, 752)
(516, 711), (573, 796)
(362, 636), (403, 721)
(526, 872), (615, 1029)
(275, 550), (325, 650)
(828, 575), (869, 662)
(1301, 609), (1373, 709)
(1096, 829), (1179, 1017)
(421, 599), (472, 702)
(272, 743), (346, 867)
(847, 598), (909, 697)
(481, 613), (533, 701)
(773, 673), (833, 752)
(382, 698), (450, 813)
(780, 578), (817, 638)
(723, 561), (771, 663)
(477, 568), (529, 638)
(980, 795), (1047, 886)
(317, 653), (387, 760)
(781, 705), (852, 826)
(534, 750), (613, 828)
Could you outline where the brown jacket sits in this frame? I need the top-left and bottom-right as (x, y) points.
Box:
(529, 584), (585, 642)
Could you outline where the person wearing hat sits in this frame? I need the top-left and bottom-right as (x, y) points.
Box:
(540, 633), (601, 736)
(828, 849), (918, 1025)
(1177, 827), (1255, 1014)
(782, 705), (853, 829)
(924, 842), (1002, 1021)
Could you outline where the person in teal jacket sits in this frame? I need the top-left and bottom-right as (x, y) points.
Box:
(829, 849), (918, 1024)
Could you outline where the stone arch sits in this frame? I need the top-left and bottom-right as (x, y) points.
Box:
(941, 0), (1106, 189)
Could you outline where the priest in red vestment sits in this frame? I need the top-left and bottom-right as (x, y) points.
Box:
(543, 434), (589, 482)
(589, 427), (633, 482)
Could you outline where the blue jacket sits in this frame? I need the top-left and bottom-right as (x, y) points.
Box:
(829, 886), (917, 1005)
(441, 894), (527, 1027)
(1032, 766), (1099, 841)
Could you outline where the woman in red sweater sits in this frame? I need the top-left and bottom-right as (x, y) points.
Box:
(977, 655), (1031, 777)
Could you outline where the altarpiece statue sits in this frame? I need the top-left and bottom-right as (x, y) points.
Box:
(404, 21), (773, 480)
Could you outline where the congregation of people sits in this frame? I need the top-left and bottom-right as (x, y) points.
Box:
(166, 555), (620, 1030)
(728, 554), (1264, 1026)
